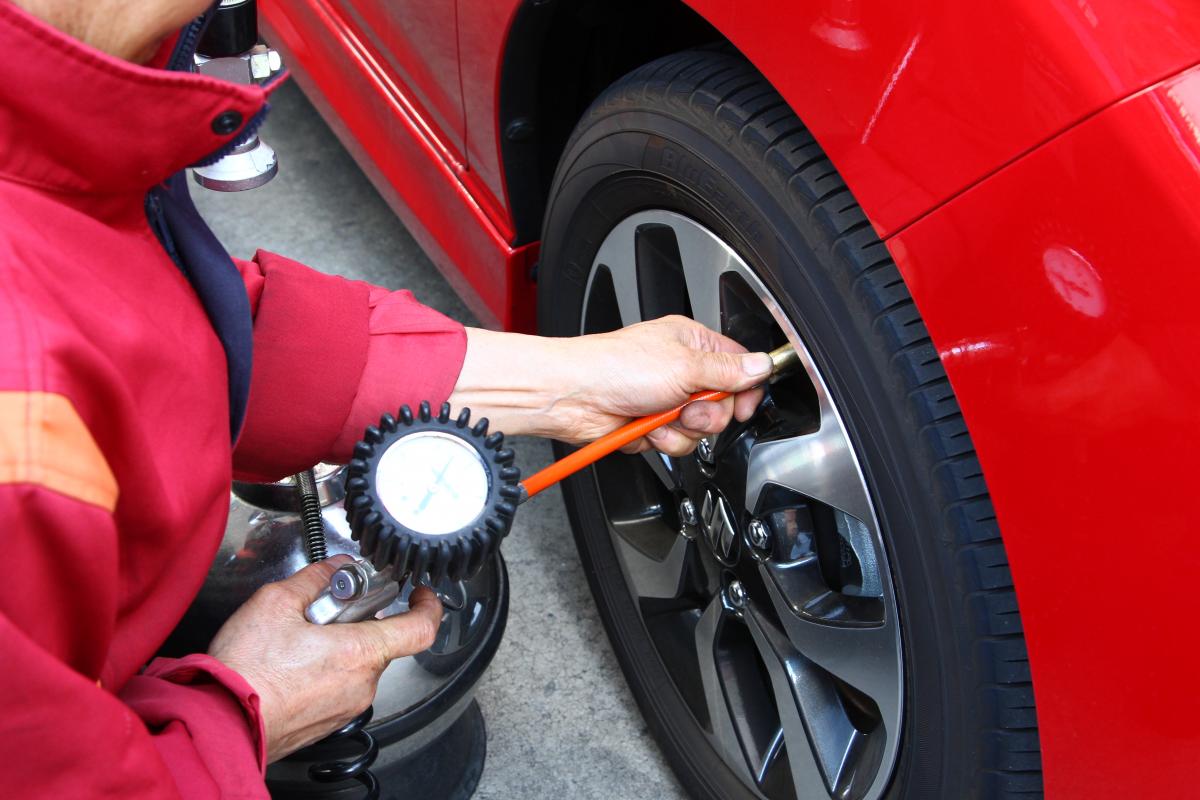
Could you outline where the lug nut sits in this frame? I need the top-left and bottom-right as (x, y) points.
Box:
(695, 438), (715, 464)
(679, 497), (698, 527)
(679, 497), (699, 539)
(727, 580), (747, 609)
(747, 519), (770, 549)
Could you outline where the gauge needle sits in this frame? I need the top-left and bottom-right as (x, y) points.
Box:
(416, 457), (456, 513)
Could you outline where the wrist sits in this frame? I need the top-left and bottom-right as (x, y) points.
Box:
(448, 328), (583, 438)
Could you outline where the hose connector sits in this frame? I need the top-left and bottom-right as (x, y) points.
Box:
(768, 342), (800, 381)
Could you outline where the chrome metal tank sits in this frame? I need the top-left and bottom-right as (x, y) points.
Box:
(163, 464), (507, 783)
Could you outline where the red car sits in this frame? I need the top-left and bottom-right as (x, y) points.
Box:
(261, 1), (1200, 798)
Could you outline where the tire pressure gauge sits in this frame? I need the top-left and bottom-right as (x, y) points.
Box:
(345, 400), (521, 586)
(306, 401), (519, 625)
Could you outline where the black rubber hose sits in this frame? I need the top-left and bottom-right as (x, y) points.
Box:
(286, 469), (380, 799)
(308, 708), (381, 792)
(294, 470), (328, 563)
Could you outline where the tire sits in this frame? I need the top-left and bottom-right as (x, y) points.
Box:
(537, 50), (1042, 800)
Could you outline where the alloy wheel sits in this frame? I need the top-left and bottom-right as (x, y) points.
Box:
(581, 210), (904, 800)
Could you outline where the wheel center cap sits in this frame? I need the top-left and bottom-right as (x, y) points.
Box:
(699, 487), (739, 566)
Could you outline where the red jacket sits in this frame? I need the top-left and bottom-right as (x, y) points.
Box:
(0, 5), (466, 797)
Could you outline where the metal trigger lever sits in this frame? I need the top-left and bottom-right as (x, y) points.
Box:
(305, 560), (466, 624)
(305, 559), (399, 625)
(428, 578), (468, 611)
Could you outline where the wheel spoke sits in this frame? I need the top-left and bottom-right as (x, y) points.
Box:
(759, 564), (901, 731)
(745, 422), (874, 526)
(592, 222), (644, 327)
(745, 598), (862, 799)
(673, 212), (734, 457)
(756, 728), (787, 786)
(641, 450), (683, 492)
(610, 525), (693, 600)
(672, 217), (739, 333)
(694, 595), (757, 784)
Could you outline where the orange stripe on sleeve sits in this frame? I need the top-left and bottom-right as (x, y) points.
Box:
(0, 391), (118, 512)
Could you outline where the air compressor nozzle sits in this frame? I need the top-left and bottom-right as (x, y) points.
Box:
(768, 342), (800, 381)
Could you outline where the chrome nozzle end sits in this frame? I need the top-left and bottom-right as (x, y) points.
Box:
(768, 343), (800, 379)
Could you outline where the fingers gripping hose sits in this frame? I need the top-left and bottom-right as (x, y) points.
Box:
(520, 389), (730, 498)
(519, 344), (799, 500)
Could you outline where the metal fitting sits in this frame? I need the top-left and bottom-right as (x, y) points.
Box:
(768, 342), (801, 381)
(679, 497), (698, 527)
(695, 438), (715, 464)
(194, 44), (283, 86)
(679, 497), (699, 539)
(305, 559), (400, 625)
(192, 136), (278, 192)
(747, 519), (770, 550)
(727, 580), (747, 609)
(249, 48), (283, 80)
(330, 566), (364, 600)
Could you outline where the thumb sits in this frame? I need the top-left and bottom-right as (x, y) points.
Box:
(688, 349), (772, 392)
(357, 586), (443, 660)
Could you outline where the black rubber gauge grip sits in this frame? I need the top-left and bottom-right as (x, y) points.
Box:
(344, 401), (520, 585)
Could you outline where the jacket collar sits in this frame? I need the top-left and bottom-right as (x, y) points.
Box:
(0, 3), (270, 196)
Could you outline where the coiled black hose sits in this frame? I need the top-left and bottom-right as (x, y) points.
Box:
(295, 470), (328, 562)
(307, 708), (380, 797)
(291, 469), (380, 800)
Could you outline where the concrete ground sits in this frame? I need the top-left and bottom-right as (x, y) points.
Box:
(195, 82), (687, 800)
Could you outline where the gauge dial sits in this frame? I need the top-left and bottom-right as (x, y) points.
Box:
(374, 431), (491, 536)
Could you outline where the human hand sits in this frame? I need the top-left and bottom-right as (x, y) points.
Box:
(207, 556), (442, 762)
(451, 315), (768, 455)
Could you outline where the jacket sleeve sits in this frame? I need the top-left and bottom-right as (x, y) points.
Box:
(232, 250), (468, 482)
(0, 484), (267, 799)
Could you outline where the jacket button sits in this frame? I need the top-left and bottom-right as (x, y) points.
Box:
(211, 110), (244, 135)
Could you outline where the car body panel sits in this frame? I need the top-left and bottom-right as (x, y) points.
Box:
(890, 63), (1200, 798)
(458, 0), (514, 220)
(678, 0), (1200, 237)
(260, 0), (1200, 794)
(333, 0), (465, 158)
(462, 0), (1200, 241)
(261, 0), (535, 331)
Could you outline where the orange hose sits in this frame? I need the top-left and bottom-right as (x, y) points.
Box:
(520, 389), (731, 500)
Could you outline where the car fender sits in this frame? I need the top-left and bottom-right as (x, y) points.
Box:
(887, 62), (1200, 798)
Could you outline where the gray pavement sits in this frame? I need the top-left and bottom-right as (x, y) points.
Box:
(194, 81), (687, 800)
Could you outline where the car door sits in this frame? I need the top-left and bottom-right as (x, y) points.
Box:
(334, 0), (466, 159)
